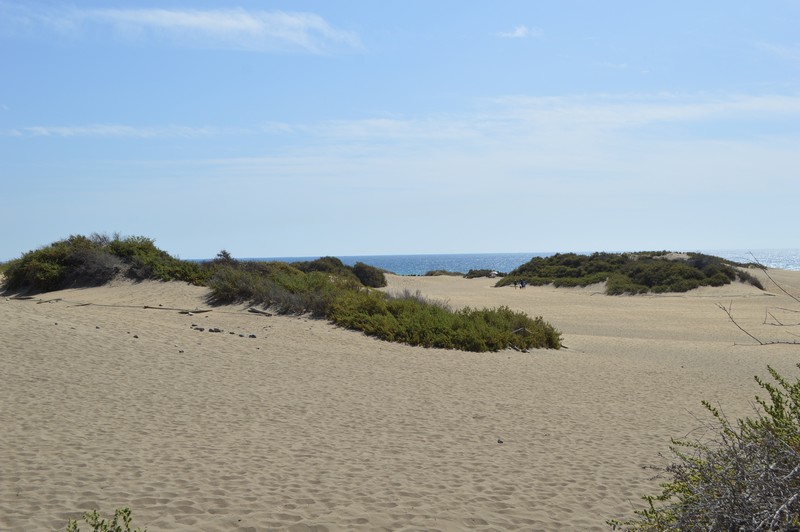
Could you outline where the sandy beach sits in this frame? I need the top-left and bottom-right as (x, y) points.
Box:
(2, 270), (799, 531)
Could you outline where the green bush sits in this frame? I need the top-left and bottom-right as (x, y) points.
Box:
(209, 263), (562, 352)
(4, 234), (562, 353)
(292, 256), (358, 281)
(1, 234), (208, 293)
(609, 364), (800, 531)
(2, 235), (120, 292)
(328, 288), (561, 351)
(424, 270), (464, 276)
(106, 236), (208, 284)
(605, 273), (648, 295)
(206, 261), (343, 317)
(351, 261), (387, 288)
(464, 269), (506, 279)
(499, 252), (763, 295)
(292, 257), (387, 288)
(66, 507), (145, 532)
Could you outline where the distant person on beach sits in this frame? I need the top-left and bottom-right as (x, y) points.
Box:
(513, 280), (518, 289)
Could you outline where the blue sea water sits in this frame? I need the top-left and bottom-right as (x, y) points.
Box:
(705, 249), (800, 271)
(257, 249), (800, 276)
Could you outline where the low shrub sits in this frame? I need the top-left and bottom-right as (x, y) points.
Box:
(66, 507), (145, 532)
(4, 235), (562, 353)
(3, 235), (118, 292)
(609, 364), (800, 530)
(292, 256), (358, 281)
(209, 263), (562, 351)
(328, 288), (561, 351)
(291, 257), (387, 288)
(207, 262), (352, 317)
(424, 270), (463, 277)
(499, 252), (763, 295)
(107, 236), (208, 284)
(352, 261), (387, 288)
(1, 234), (208, 293)
(464, 269), (505, 279)
(605, 273), (648, 295)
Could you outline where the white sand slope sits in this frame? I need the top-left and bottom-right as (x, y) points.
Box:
(1, 270), (799, 531)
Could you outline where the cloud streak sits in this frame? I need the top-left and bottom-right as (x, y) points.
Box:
(1, 4), (360, 53)
(497, 25), (540, 39)
(486, 93), (800, 132)
(6, 92), (800, 142)
(3, 124), (219, 138)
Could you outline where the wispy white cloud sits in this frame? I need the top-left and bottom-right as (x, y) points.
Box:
(0, 4), (360, 53)
(8, 93), (800, 143)
(5, 91), (798, 256)
(6, 124), (219, 138)
(497, 25), (540, 39)
(594, 61), (629, 70)
(486, 93), (800, 131)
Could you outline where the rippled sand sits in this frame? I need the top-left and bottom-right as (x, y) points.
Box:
(2, 270), (799, 530)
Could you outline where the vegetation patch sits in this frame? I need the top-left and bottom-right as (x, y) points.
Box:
(424, 270), (464, 277)
(465, 268), (506, 279)
(351, 261), (388, 288)
(328, 289), (560, 351)
(1, 233), (209, 292)
(609, 364), (800, 530)
(497, 251), (763, 294)
(207, 262), (560, 351)
(3, 234), (559, 352)
(66, 507), (145, 532)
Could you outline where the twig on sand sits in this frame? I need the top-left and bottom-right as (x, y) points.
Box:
(143, 305), (212, 314)
(247, 307), (273, 317)
(719, 301), (765, 345)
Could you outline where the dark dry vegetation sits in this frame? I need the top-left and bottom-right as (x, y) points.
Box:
(424, 270), (464, 277)
(423, 269), (507, 279)
(498, 251), (764, 294)
(1, 234), (560, 351)
(610, 364), (800, 531)
(465, 268), (506, 279)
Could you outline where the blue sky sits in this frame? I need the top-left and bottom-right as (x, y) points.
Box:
(1, 1), (799, 261)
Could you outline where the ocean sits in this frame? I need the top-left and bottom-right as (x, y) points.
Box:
(256, 249), (800, 276)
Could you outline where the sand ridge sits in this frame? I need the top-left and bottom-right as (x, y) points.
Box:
(2, 271), (799, 530)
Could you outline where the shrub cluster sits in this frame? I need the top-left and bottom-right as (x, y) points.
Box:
(464, 269), (506, 279)
(207, 261), (359, 318)
(328, 289), (560, 351)
(2, 234), (560, 352)
(424, 270), (464, 277)
(207, 262), (561, 351)
(610, 364), (800, 530)
(351, 261), (388, 288)
(498, 252), (764, 294)
(1, 233), (208, 292)
(291, 256), (387, 288)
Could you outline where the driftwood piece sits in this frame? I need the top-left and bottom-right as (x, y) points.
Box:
(142, 305), (212, 314)
(247, 307), (273, 317)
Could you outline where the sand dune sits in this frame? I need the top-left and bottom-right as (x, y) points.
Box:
(2, 270), (799, 531)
